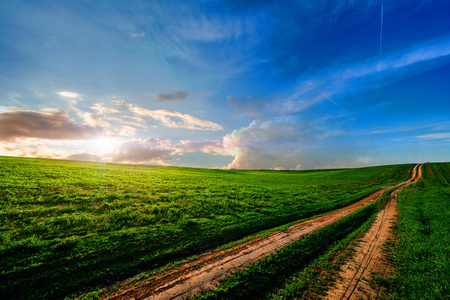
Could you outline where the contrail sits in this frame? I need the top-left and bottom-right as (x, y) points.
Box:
(378, 3), (384, 89)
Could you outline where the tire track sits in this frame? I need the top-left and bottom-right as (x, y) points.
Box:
(103, 166), (421, 300)
(324, 164), (422, 300)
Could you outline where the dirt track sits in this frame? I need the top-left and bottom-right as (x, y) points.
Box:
(324, 164), (422, 300)
(104, 165), (422, 300)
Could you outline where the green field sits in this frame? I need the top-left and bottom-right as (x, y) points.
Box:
(0, 156), (413, 299)
(385, 162), (450, 299)
(194, 200), (379, 300)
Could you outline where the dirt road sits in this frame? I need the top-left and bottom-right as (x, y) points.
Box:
(104, 165), (422, 300)
(324, 164), (422, 300)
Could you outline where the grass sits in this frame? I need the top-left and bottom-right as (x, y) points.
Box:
(193, 202), (379, 300)
(383, 162), (450, 299)
(0, 156), (412, 299)
(270, 186), (397, 300)
(193, 186), (397, 300)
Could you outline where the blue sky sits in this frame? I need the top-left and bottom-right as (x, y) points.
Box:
(1, 0), (449, 169)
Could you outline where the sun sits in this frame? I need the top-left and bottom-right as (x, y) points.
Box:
(92, 137), (119, 155)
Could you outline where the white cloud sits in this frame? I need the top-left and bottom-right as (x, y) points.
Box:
(220, 115), (372, 170)
(107, 116), (148, 128)
(82, 113), (110, 127)
(172, 140), (229, 156)
(128, 104), (223, 131)
(90, 103), (119, 115)
(118, 126), (137, 137)
(57, 91), (80, 98)
(70, 106), (110, 128)
(278, 36), (450, 115)
(416, 132), (450, 140)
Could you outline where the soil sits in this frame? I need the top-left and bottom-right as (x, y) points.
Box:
(323, 164), (422, 300)
(103, 165), (422, 300)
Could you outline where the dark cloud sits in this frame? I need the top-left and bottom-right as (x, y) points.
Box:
(156, 90), (189, 102)
(0, 109), (98, 141)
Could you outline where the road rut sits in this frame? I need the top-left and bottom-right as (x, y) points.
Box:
(324, 164), (422, 300)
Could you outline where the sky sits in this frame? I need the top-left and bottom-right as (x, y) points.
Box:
(1, 0), (449, 170)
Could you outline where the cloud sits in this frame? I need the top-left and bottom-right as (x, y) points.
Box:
(59, 139), (172, 164)
(65, 138), (222, 164)
(175, 15), (245, 42)
(136, 2), (263, 82)
(131, 32), (145, 38)
(363, 122), (450, 136)
(224, 117), (313, 148)
(81, 113), (110, 128)
(57, 91), (80, 98)
(118, 126), (137, 137)
(0, 108), (99, 141)
(107, 116), (148, 128)
(172, 140), (228, 156)
(7, 93), (21, 105)
(220, 37), (450, 170)
(104, 139), (172, 164)
(223, 118), (303, 169)
(0, 138), (87, 160)
(277, 36), (450, 116)
(217, 36), (450, 170)
(106, 138), (234, 164)
(416, 132), (450, 140)
(70, 106), (110, 128)
(90, 103), (119, 115)
(156, 90), (189, 102)
(221, 116), (364, 170)
(128, 103), (223, 131)
(61, 138), (230, 164)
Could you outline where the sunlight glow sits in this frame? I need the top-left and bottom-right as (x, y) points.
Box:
(92, 138), (120, 155)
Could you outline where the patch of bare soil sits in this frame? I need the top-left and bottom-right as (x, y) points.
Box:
(324, 164), (422, 300)
(103, 165), (421, 300)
